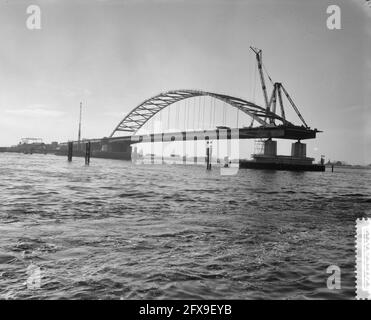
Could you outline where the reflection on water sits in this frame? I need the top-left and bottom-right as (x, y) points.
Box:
(0, 153), (370, 299)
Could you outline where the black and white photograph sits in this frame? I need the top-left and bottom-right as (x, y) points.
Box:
(0, 0), (370, 307)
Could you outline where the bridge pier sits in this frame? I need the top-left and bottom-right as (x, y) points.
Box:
(264, 139), (277, 156)
(262, 139), (307, 159)
(193, 137), (197, 164)
(85, 142), (91, 165)
(206, 139), (212, 170)
(291, 141), (306, 158)
(67, 142), (73, 161)
(242, 137), (323, 171)
(182, 132), (187, 165)
(206, 147), (211, 170)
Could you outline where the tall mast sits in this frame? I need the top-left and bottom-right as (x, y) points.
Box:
(250, 46), (269, 111)
(78, 102), (82, 147)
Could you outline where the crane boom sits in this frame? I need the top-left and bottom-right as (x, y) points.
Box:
(250, 46), (269, 111)
(280, 84), (308, 128)
(277, 84), (286, 120)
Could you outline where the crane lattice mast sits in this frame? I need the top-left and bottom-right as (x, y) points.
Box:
(250, 46), (269, 111)
(250, 46), (309, 129)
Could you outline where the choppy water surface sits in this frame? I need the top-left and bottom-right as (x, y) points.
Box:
(0, 153), (370, 299)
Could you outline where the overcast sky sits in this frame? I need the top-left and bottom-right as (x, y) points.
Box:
(0, 0), (369, 164)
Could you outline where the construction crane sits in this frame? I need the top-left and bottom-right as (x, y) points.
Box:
(250, 46), (309, 129)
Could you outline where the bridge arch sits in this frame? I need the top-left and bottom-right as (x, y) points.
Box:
(110, 89), (291, 137)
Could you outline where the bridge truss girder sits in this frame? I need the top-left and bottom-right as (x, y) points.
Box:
(110, 89), (292, 137)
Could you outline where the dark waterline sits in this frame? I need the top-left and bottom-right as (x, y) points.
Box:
(0, 153), (370, 299)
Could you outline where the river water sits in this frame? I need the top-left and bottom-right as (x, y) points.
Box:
(0, 153), (370, 299)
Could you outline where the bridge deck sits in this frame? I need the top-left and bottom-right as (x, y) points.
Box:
(62, 125), (319, 146)
(113, 125), (318, 144)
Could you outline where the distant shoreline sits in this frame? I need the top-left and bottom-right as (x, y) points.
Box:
(325, 164), (371, 170)
(0, 150), (370, 170)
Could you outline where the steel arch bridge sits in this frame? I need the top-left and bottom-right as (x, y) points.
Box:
(110, 89), (292, 137)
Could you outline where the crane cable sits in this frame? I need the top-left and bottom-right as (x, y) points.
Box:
(199, 96), (201, 128)
(195, 97), (197, 129)
(213, 98), (216, 128)
(202, 96), (206, 128)
(167, 105), (171, 132)
(236, 107), (239, 128)
(176, 102), (179, 130)
(223, 102), (226, 126)
(253, 62), (257, 103)
(262, 62), (274, 85)
(187, 99), (190, 129)
(183, 100), (186, 130)
(159, 109), (162, 132)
